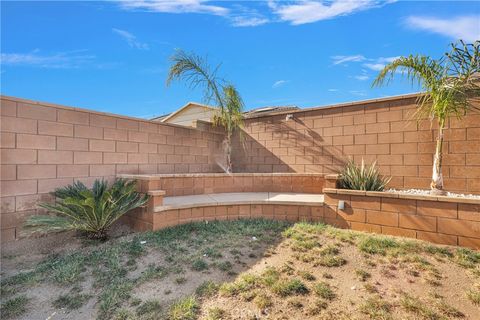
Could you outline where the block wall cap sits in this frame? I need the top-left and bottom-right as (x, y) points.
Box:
(148, 190), (166, 196)
(325, 174), (339, 180)
(324, 188), (480, 204)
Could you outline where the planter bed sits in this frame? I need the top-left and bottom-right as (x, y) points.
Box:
(322, 187), (480, 249)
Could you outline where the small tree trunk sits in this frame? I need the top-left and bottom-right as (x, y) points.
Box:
(225, 133), (232, 174)
(430, 118), (446, 195)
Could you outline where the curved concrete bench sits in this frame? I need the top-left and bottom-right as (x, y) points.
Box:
(157, 192), (324, 211)
(123, 192), (325, 232)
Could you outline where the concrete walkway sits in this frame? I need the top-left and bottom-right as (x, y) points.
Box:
(155, 192), (324, 212)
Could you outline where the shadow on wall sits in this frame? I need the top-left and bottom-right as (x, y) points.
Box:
(232, 114), (347, 174)
(231, 125), (294, 173)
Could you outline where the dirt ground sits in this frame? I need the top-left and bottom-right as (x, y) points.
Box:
(1, 220), (479, 320)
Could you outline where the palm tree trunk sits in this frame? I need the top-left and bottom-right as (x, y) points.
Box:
(225, 133), (232, 174)
(430, 118), (446, 195)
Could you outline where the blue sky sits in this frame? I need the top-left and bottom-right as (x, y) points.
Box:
(1, 1), (479, 118)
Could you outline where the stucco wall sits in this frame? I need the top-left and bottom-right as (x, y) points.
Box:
(0, 96), (225, 241)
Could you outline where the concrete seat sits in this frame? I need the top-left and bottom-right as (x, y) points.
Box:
(156, 192), (325, 211)
(123, 191), (326, 232)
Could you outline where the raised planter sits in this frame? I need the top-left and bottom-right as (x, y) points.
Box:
(322, 178), (480, 249)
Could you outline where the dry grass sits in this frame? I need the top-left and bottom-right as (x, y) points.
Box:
(1, 220), (479, 320)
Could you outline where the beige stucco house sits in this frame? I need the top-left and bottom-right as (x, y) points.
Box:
(151, 102), (217, 127)
(151, 102), (300, 127)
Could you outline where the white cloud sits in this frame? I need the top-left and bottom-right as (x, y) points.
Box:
(119, 0), (229, 16)
(119, 0), (271, 27)
(363, 56), (399, 71)
(349, 90), (367, 96)
(363, 63), (385, 71)
(328, 88), (339, 92)
(230, 16), (269, 27)
(112, 28), (149, 50)
(354, 75), (369, 81)
(1, 50), (95, 69)
(269, 0), (392, 25)
(379, 56), (400, 63)
(272, 80), (289, 88)
(406, 15), (480, 42)
(331, 55), (366, 65)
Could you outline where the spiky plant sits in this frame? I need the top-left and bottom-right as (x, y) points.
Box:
(373, 40), (480, 195)
(338, 159), (391, 191)
(167, 49), (244, 173)
(23, 179), (148, 240)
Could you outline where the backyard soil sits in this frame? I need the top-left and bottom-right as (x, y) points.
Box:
(1, 219), (479, 320)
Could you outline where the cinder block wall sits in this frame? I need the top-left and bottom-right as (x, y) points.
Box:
(0, 96), (225, 241)
(233, 94), (480, 193)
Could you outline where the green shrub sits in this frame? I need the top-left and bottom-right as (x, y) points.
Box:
(24, 179), (148, 240)
(338, 159), (391, 191)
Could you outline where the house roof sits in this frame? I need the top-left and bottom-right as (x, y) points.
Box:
(243, 106), (299, 118)
(150, 102), (217, 122)
(150, 103), (300, 122)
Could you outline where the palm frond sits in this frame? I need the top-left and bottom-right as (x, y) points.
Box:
(373, 42), (480, 121)
(166, 49), (225, 108)
(167, 50), (245, 172)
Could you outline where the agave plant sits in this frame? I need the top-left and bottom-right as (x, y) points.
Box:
(338, 159), (391, 191)
(24, 179), (148, 240)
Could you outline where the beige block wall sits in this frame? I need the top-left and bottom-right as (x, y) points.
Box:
(0, 96), (225, 241)
(232, 94), (480, 193)
(2, 93), (480, 243)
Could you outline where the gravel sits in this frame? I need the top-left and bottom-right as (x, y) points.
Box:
(387, 188), (480, 199)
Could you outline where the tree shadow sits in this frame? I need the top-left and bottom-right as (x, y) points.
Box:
(232, 114), (348, 173)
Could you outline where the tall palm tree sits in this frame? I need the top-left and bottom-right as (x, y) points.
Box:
(373, 40), (480, 195)
(167, 50), (244, 173)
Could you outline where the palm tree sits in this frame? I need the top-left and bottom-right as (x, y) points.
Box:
(373, 40), (480, 195)
(167, 50), (244, 173)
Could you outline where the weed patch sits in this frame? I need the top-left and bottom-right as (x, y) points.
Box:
(195, 281), (219, 298)
(53, 288), (91, 310)
(400, 293), (441, 319)
(0, 295), (30, 319)
(355, 269), (371, 281)
(314, 281), (336, 300)
(253, 292), (272, 310)
(359, 295), (393, 320)
(136, 300), (162, 316)
(466, 284), (480, 305)
(168, 296), (199, 320)
(358, 237), (400, 256)
(206, 307), (226, 320)
(191, 258), (209, 271)
(298, 270), (316, 281)
(272, 279), (308, 296)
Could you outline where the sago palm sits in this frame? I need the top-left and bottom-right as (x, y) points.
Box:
(167, 49), (244, 173)
(373, 40), (480, 195)
(24, 179), (148, 240)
